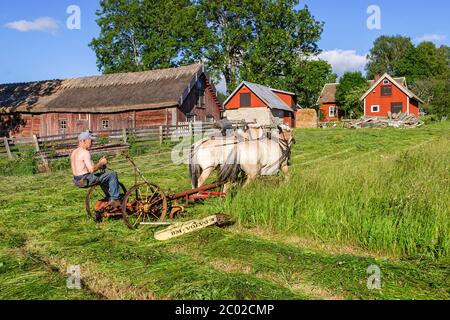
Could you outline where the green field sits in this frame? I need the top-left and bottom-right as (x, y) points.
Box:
(0, 123), (449, 300)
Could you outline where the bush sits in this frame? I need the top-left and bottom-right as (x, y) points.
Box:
(97, 134), (109, 146)
(421, 114), (440, 124)
(48, 158), (71, 172)
(0, 150), (37, 176)
(127, 134), (145, 156)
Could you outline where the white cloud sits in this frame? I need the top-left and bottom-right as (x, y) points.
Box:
(415, 34), (447, 44)
(5, 17), (59, 33)
(318, 49), (368, 77)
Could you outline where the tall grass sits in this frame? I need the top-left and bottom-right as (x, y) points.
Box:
(224, 137), (450, 260)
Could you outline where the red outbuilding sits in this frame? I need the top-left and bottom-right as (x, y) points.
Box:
(361, 73), (423, 118)
(317, 83), (340, 122)
(223, 82), (296, 127)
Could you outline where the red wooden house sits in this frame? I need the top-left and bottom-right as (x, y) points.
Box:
(0, 64), (222, 138)
(223, 82), (296, 127)
(361, 74), (423, 118)
(317, 83), (339, 122)
(317, 74), (423, 122)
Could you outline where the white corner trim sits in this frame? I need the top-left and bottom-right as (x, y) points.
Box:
(407, 97), (410, 114)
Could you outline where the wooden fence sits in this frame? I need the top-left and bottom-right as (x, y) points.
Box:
(0, 122), (217, 163)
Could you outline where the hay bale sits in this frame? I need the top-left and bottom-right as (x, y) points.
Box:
(296, 109), (318, 128)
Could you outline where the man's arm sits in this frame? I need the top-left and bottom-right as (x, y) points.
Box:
(82, 151), (107, 174)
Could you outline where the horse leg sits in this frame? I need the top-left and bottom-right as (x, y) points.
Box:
(223, 182), (233, 194)
(281, 164), (289, 177)
(197, 167), (214, 188)
(243, 172), (258, 188)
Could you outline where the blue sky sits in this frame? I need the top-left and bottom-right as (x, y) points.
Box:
(0, 0), (448, 86)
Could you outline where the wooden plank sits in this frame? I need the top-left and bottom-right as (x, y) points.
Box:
(155, 215), (219, 241)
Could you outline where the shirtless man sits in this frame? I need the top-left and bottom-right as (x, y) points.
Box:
(71, 131), (121, 208)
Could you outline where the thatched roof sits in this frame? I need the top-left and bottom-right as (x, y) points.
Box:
(0, 64), (216, 114)
(317, 83), (338, 104)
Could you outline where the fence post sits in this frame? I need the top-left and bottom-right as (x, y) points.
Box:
(3, 137), (13, 160)
(122, 128), (128, 144)
(33, 135), (50, 172)
(32, 135), (40, 152)
(159, 126), (163, 145)
(189, 122), (194, 145)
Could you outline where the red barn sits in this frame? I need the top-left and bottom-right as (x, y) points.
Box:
(223, 82), (296, 127)
(0, 64), (222, 138)
(361, 73), (423, 118)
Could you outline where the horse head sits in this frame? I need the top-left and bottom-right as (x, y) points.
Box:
(277, 124), (296, 148)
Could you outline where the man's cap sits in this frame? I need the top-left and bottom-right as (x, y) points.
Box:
(78, 131), (96, 141)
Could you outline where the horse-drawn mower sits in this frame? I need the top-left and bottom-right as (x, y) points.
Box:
(85, 154), (226, 229)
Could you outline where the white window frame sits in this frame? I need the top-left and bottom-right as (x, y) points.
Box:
(329, 106), (337, 117)
(371, 105), (380, 113)
(59, 119), (67, 134)
(101, 120), (110, 129)
(59, 119), (67, 130)
(383, 79), (390, 85)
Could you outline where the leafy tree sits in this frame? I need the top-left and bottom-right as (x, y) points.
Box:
(340, 86), (367, 119)
(239, 2), (323, 88)
(197, 0), (255, 92)
(336, 72), (369, 118)
(200, 1), (324, 94)
(428, 77), (450, 117)
(90, 0), (209, 73)
(286, 59), (335, 108)
(366, 35), (414, 79)
(396, 42), (449, 82)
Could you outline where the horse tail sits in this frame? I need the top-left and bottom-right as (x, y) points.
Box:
(189, 143), (202, 189)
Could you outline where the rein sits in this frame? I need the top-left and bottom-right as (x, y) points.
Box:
(265, 138), (292, 171)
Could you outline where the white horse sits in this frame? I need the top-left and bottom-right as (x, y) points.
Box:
(189, 124), (295, 190)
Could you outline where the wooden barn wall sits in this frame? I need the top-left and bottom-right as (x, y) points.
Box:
(33, 109), (177, 137)
(8, 114), (41, 138)
(179, 76), (222, 122)
(135, 108), (174, 128)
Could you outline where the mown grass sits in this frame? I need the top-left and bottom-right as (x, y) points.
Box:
(222, 123), (450, 261)
(0, 122), (449, 299)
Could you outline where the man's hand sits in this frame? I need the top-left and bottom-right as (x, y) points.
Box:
(93, 157), (108, 172)
(99, 157), (108, 167)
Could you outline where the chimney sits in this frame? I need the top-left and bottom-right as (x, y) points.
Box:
(374, 74), (382, 81)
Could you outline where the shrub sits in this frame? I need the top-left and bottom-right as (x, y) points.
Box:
(421, 114), (440, 124)
(97, 134), (109, 146)
(0, 150), (37, 176)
